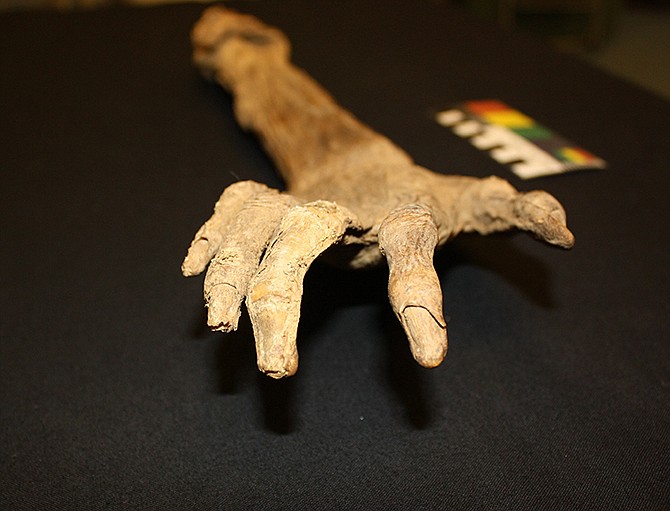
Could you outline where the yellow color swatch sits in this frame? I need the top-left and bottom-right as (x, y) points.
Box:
(483, 110), (534, 128)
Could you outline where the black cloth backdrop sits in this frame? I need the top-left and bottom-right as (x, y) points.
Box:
(1, 1), (669, 509)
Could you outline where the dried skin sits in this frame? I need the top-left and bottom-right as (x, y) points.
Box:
(379, 204), (446, 367)
(183, 7), (575, 377)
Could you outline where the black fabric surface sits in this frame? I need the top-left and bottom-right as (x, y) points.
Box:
(1, 1), (669, 509)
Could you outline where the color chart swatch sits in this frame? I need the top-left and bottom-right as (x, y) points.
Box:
(436, 100), (606, 179)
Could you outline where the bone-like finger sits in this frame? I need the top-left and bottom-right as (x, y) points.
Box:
(454, 176), (574, 249)
(513, 190), (575, 249)
(246, 201), (357, 378)
(378, 203), (448, 368)
(204, 192), (297, 332)
(182, 180), (274, 277)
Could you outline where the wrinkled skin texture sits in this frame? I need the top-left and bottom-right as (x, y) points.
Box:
(182, 7), (575, 378)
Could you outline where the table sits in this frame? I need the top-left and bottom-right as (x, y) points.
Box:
(2, 1), (668, 508)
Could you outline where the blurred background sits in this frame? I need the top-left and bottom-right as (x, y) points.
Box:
(1, 0), (668, 100)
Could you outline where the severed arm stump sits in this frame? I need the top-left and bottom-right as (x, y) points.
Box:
(182, 7), (575, 378)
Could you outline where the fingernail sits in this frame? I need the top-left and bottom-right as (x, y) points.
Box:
(250, 304), (299, 378)
(206, 286), (243, 332)
(401, 306), (448, 368)
(544, 212), (575, 249)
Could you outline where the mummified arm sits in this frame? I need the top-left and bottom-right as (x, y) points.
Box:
(182, 7), (575, 378)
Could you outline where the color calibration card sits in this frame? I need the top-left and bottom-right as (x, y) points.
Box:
(436, 100), (606, 179)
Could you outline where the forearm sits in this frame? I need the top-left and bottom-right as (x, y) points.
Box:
(192, 6), (410, 191)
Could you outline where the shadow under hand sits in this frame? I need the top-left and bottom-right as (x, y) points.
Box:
(212, 313), (258, 395)
(444, 233), (559, 309)
(258, 374), (297, 435)
(299, 262), (390, 337)
(192, 304), (299, 434)
(301, 262), (438, 431)
(379, 305), (435, 430)
(375, 233), (559, 430)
